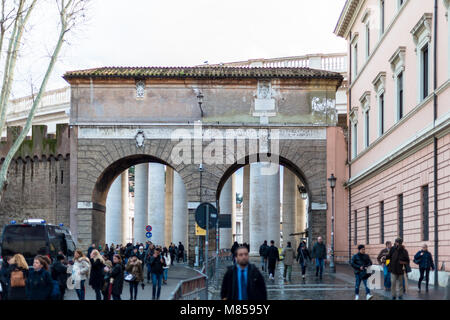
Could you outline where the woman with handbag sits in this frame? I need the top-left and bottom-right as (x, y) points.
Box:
(72, 249), (91, 300)
(125, 255), (144, 300)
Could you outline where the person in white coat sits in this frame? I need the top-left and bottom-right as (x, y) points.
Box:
(72, 249), (91, 300)
(162, 248), (171, 285)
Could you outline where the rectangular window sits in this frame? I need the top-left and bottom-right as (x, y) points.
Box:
(398, 194), (404, 239)
(354, 210), (358, 245)
(352, 123), (358, 158)
(366, 24), (370, 58)
(422, 44), (429, 100)
(379, 93), (384, 135)
(366, 206), (370, 244)
(397, 72), (404, 120)
(380, 201), (385, 244)
(422, 185), (429, 241)
(380, 0), (385, 35)
(365, 111), (370, 148)
(353, 43), (358, 78)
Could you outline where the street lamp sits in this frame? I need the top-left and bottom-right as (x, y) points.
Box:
(328, 173), (337, 273)
(197, 92), (204, 117)
(297, 185), (308, 200)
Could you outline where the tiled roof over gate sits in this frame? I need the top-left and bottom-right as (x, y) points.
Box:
(63, 66), (343, 82)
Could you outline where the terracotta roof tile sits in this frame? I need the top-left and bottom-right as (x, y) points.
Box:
(63, 66), (343, 82)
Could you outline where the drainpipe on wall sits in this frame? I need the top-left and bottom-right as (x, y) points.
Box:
(348, 31), (352, 263)
(433, 0), (439, 288)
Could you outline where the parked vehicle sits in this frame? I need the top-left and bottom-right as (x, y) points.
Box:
(0, 219), (76, 266)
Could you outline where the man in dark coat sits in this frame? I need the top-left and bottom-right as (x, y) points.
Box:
(350, 245), (373, 300)
(87, 243), (96, 258)
(177, 242), (185, 263)
(312, 236), (327, 280)
(386, 237), (410, 300)
(259, 240), (269, 272)
(221, 245), (267, 300)
(266, 240), (280, 280)
(51, 254), (68, 300)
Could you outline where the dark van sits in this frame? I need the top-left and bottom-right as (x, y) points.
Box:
(0, 219), (76, 266)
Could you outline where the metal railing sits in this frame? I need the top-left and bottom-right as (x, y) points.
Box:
(169, 273), (208, 300)
(170, 252), (232, 300)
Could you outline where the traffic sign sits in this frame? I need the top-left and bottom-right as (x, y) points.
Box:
(195, 223), (206, 236)
(146, 225), (152, 232)
(146, 232), (152, 239)
(195, 202), (218, 229)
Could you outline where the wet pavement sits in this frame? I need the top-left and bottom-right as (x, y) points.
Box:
(209, 257), (448, 300)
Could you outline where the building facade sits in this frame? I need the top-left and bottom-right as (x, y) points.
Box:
(335, 0), (450, 285)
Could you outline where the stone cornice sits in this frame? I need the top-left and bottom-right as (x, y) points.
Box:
(334, 0), (362, 38)
(389, 46), (406, 73)
(410, 13), (433, 45)
(372, 72), (386, 92)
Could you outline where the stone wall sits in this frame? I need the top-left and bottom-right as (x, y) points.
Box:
(0, 124), (71, 235)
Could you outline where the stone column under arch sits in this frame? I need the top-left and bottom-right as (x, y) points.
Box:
(134, 163), (148, 244)
(148, 163), (165, 245)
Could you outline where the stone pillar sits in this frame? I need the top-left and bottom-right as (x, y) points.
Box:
(267, 165), (280, 247)
(148, 163), (165, 245)
(219, 176), (233, 249)
(165, 167), (174, 247)
(172, 171), (187, 247)
(296, 176), (306, 242)
(249, 163), (267, 256)
(230, 174), (236, 242)
(106, 175), (123, 244)
(134, 163), (148, 244)
(121, 170), (129, 245)
(283, 168), (296, 249)
(243, 165), (250, 244)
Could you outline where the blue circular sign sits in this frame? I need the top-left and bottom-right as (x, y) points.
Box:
(146, 232), (152, 239)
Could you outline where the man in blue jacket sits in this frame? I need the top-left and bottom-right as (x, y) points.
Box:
(414, 244), (435, 293)
(351, 245), (373, 300)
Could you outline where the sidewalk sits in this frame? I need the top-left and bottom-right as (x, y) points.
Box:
(210, 257), (448, 300)
(335, 263), (447, 300)
(65, 262), (200, 300)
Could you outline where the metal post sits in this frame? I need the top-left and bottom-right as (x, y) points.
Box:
(216, 200), (220, 288)
(330, 186), (336, 272)
(205, 204), (209, 299)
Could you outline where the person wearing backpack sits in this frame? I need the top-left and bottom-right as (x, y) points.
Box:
(51, 254), (68, 300)
(26, 255), (53, 300)
(413, 244), (435, 293)
(7, 254), (29, 300)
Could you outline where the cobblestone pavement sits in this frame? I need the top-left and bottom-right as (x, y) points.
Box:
(209, 257), (447, 300)
(65, 262), (199, 300)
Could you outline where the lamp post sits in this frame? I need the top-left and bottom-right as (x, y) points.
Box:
(328, 173), (337, 273)
(197, 92), (204, 117)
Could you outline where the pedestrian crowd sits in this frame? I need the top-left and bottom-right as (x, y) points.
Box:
(221, 235), (435, 301)
(0, 240), (186, 300)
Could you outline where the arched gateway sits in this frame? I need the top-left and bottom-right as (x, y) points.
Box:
(64, 66), (344, 263)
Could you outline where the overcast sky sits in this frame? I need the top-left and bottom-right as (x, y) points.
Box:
(11, 0), (347, 96)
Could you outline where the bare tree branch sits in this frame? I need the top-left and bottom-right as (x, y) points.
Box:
(0, 0), (89, 199)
